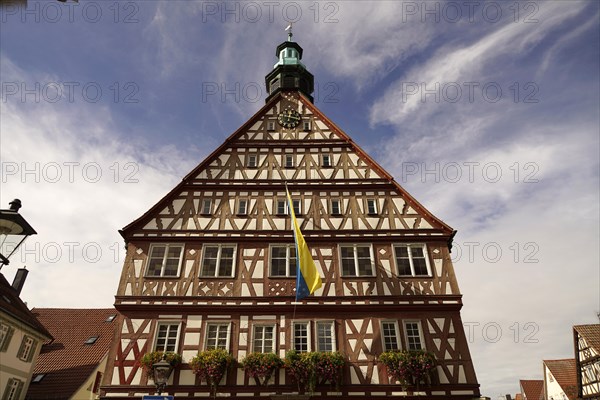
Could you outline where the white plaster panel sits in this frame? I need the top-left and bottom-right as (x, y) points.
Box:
(179, 370), (196, 385)
(184, 332), (200, 346)
(254, 283), (263, 296)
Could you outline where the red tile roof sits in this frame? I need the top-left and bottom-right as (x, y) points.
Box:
(574, 324), (600, 352)
(26, 308), (118, 399)
(0, 273), (51, 339)
(515, 394), (523, 400)
(544, 359), (578, 400)
(520, 379), (543, 400)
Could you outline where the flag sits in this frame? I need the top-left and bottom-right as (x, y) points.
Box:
(286, 187), (322, 301)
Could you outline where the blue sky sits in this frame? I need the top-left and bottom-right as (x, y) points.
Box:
(1, 1), (598, 397)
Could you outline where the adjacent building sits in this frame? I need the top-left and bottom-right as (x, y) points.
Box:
(573, 324), (600, 399)
(26, 308), (118, 400)
(542, 359), (577, 400)
(0, 273), (52, 400)
(518, 379), (543, 400)
(100, 35), (481, 399)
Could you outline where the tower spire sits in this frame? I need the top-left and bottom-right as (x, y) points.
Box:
(264, 26), (314, 103)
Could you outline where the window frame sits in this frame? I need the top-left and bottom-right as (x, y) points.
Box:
(145, 244), (185, 278)
(204, 322), (231, 351)
(252, 324), (277, 353)
(201, 198), (213, 215)
(393, 244), (432, 277)
(153, 321), (181, 353)
(17, 335), (36, 362)
(200, 244), (237, 278)
(315, 320), (336, 352)
(237, 199), (248, 215)
(330, 199), (342, 215)
(403, 320), (425, 351)
(381, 320), (401, 351)
(292, 199), (302, 215)
(284, 154), (295, 168)
(247, 155), (258, 168)
(339, 244), (375, 277)
(292, 321), (312, 353)
(2, 378), (24, 400)
(0, 322), (14, 352)
(267, 121), (276, 131)
(269, 244), (298, 277)
(276, 199), (287, 215)
(303, 121), (311, 131)
(366, 198), (378, 215)
(321, 154), (332, 168)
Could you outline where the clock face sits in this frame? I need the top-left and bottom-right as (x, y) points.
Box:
(277, 109), (301, 128)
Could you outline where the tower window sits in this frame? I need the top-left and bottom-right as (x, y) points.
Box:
(322, 154), (331, 167)
(201, 199), (213, 215)
(366, 199), (377, 215)
(303, 121), (311, 131)
(330, 199), (341, 215)
(247, 155), (257, 168)
(237, 199), (248, 215)
(267, 121), (276, 131)
(285, 154), (295, 168)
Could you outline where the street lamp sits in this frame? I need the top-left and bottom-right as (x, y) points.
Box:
(152, 357), (173, 395)
(0, 199), (36, 269)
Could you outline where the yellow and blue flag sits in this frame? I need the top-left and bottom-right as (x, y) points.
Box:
(286, 188), (322, 301)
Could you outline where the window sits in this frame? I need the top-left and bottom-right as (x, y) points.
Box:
(303, 121), (311, 131)
(285, 154), (295, 168)
(17, 335), (36, 362)
(292, 199), (301, 215)
(145, 244), (184, 277)
(270, 245), (297, 277)
(267, 121), (275, 131)
(205, 323), (230, 350)
(154, 322), (180, 352)
(200, 245), (236, 277)
(201, 199), (212, 215)
(247, 155), (257, 168)
(366, 199), (377, 215)
(0, 322), (14, 352)
(340, 245), (374, 276)
(394, 244), (430, 276)
(2, 378), (24, 400)
(237, 199), (248, 215)
(253, 325), (276, 353)
(404, 321), (424, 351)
(105, 315), (116, 323)
(293, 322), (310, 353)
(316, 321), (335, 352)
(276, 199), (287, 215)
(322, 154), (331, 167)
(31, 374), (45, 383)
(330, 199), (341, 215)
(381, 321), (400, 351)
(84, 336), (99, 345)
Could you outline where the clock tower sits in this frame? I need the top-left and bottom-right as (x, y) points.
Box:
(265, 29), (314, 103)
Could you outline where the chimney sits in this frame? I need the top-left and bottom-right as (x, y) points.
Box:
(12, 267), (28, 295)
(9, 199), (22, 212)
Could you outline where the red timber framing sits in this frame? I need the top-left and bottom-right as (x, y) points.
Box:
(100, 90), (481, 399)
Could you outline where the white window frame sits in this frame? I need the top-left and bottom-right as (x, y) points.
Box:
(247, 155), (258, 168)
(252, 324), (277, 353)
(237, 199), (248, 215)
(366, 198), (378, 215)
(276, 199), (287, 215)
(145, 244), (184, 278)
(200, 244), (237, 277)
(293, 321), (311, 353)
(303, 121), (311, 131)
(284, 154), (295, 168)
(322, 154), (331, 167)
(330, 199), (341, 215)
(269, 244), (297, 277)
(403, 321), (425, 351)
(393, 244), (431, 277)
(204, 322), (231, 351)
(267, 121), (276, 131)
(0, 322), (13, 352)
(292, 199), (302, 215)
(201, 198), (212, 215)
(2, 378), (24, 400)
(381, 321), (401, 351)
(339, 244), (374, 277)
(17, 335), (36, 362)
(316, 321), (336, 352)
(153, 321), (181, 353)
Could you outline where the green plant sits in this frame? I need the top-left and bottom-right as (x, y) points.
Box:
(189, 349), (235, 396)
(240, 352), (284, 386)
(139, 351), (182, 376)
(284, 350), (345, 393)
(379, 350), (435, 388)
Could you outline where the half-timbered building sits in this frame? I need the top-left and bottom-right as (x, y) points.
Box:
(573, 324), (600, 399)
(101, 34), (481, 399)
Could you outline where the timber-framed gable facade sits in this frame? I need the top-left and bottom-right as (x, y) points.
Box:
(101, 35), (480, 399)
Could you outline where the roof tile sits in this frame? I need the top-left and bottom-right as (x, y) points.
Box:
(544, 359), (578, 400)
